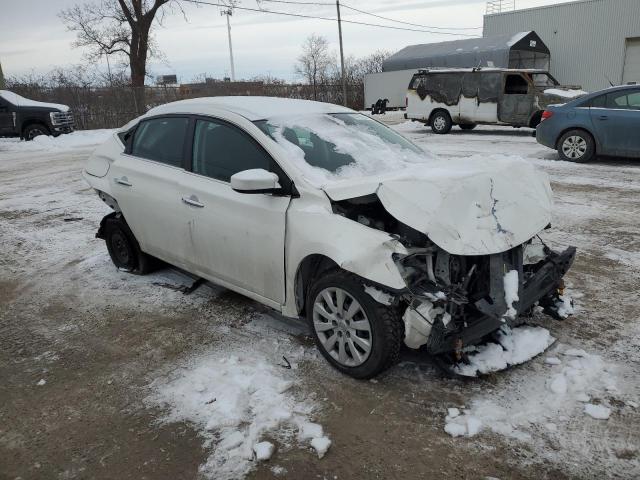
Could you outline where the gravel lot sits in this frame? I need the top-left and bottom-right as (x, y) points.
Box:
(1, 122), (638, 480)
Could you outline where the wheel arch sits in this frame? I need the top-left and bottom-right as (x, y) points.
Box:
(428, 108), (452, 124)
(529, 110), (543, 128)
(294, 254), (340, 315)
(21, 119), (50, 138)
(554, 126), (598, 153)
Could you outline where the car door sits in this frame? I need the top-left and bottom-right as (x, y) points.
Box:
(590, 89), (640, 157)
(498, 73), (534, 125)
(0, 97), (15, 135)
(110, 115), (192, 267)
(180, 117), (292, 304)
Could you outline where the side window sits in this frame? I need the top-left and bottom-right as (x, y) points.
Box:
(504, 74), (529, 95)
(606, 90), (640, 110)
(590, 95), (607, 108)
(131, 117), (189, 167)
(192, 119), (272, 182)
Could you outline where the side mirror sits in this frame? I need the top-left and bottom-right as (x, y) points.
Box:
(231, 168), (281, 194)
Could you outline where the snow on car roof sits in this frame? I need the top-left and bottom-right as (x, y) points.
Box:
(146, 96), (354, 121)
(0, 90), (70, 112)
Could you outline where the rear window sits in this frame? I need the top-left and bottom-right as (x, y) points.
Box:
(409, 74), (427, 90)
(131, 117), (189, 167)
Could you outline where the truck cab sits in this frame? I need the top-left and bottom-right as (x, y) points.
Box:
(0, 90), (75, 140)
(406, 68), (586, 134)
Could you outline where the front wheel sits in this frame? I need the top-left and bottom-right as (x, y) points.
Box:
(306, 271), (403, 379)
(24, 124), (50, 141)
(430, 111), (453, 134)
(557, 129), (595, 163)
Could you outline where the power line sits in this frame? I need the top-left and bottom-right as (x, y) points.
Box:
(340, 2), (482, 30)
(182, 0), (478, 36)
(258, 0), (482, 30)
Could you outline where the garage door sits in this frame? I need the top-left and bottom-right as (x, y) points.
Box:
(622, 38), (640, 84)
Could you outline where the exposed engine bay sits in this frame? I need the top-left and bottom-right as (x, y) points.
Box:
(332, 194), (576, 361)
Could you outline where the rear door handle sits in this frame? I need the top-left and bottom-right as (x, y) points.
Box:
(182, 195), (204, 208)
(115, 176), (132, 186)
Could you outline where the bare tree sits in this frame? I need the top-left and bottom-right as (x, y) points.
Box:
(59, 0), (185, 112)
(294, 34), (335, 100)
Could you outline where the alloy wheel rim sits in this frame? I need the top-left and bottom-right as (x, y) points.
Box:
(433, 116), (446, 131)
(562, 136), (587, 159)
(312, 287), (372, 367)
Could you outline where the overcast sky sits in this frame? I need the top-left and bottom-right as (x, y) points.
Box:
(0, 0), (575, 83)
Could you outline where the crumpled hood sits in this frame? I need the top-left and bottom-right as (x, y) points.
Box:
(323, 157), (553, 255)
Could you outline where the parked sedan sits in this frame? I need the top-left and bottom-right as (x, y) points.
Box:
(83, 97), (575, 378)
(537, 84), (640, 162)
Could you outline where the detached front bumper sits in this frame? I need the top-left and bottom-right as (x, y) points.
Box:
(423, 246), (576, 355)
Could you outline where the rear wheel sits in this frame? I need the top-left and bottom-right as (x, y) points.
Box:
(459, 123), (477, 131)
(24, 123), (50, 141)
(306, 271), (403, 379)
(103, 214), (155, 274)
(557, 129), (595, 163)
(430, 111), (452, 134)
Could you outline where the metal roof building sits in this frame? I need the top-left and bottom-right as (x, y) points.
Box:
(483, 0), (640, 91)
(382, 31), (550, 72)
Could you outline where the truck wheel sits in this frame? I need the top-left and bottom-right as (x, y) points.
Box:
(23, 123), (50, 141)
(430, 111), (452, 134)
(557, 129), (595, 163)
(459, 124), (477, 130)
(306, 270), (403, 379)
(103, 215), (155, 274)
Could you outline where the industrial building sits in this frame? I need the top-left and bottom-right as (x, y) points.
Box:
(483, 0), (640, 91)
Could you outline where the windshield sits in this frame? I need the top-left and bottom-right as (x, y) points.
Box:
(255, 113), (432, 186)
(530, 73), (558, 88)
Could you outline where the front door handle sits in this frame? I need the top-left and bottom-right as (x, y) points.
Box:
(182, 195), (204, 208)
(115, 176), (132, 186)
(598, 115), (609, 120)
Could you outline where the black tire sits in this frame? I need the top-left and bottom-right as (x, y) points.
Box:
(430, 111), (453, 134)
(557, 129), (595, 163)
(459, 124), (477, 130)
(306, 270), (403, 379)
(103, 214), (154, 274)
(23, 123), (50, 141)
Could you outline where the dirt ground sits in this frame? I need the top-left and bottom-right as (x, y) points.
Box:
(1, 125), (638, 480)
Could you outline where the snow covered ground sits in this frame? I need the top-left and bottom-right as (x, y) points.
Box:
(1, 125), (639, 480)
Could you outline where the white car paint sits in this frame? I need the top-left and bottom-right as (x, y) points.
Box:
(83, 96), (554, 319)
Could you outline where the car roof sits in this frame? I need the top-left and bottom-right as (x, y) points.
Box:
(146, 96), (354, 121)
(413, 68), (550, 75)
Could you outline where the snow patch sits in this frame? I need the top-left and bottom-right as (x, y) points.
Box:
(503, 269), (519, 320)
(544, 88), (588, 99)
(584, 404), (611, 420)
(364, 285), (393, 306)
(454, 325), (554, 377)
(146, 349), (328, 480)
(310, 436), (332, 458)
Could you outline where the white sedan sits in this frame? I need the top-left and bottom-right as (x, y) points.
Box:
(83, 97), (576, 378)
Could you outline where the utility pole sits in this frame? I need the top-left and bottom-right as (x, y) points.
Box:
(336, 0), (347, 106)
(221, 8), (236, 81)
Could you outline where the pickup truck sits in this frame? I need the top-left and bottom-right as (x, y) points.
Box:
(0, 90), (75, 140)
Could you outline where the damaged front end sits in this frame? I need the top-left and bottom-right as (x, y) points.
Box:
(396, 238), (576, 359)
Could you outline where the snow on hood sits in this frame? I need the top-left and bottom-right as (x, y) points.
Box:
(0, 90), (70, 112)
(324, 156), (553, 256)
(543, 88), (588, 99)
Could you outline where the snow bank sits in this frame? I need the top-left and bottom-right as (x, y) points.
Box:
(0, 129), (114, 153)
(146, 349), (329, 480)
(544, 88), (588, 99)
(454, 325), (555, 377)
(445, 345), (626, 441)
